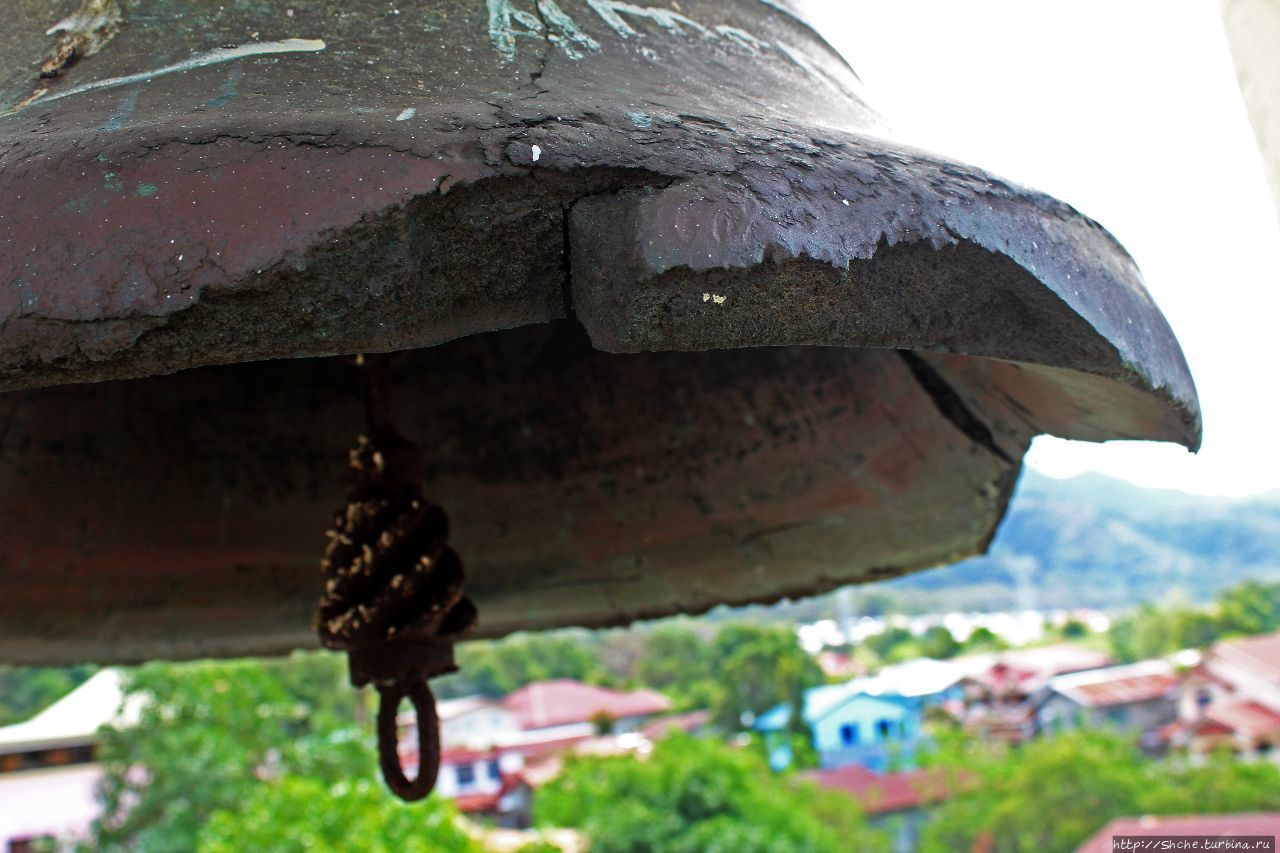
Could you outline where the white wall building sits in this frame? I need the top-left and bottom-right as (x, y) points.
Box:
(0, 670), (132, 851)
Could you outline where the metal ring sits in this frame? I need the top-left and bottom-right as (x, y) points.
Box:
(376, 679), (440, 802)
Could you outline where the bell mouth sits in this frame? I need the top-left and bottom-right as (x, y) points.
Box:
(0, 314), (1189, 666)
(0, 0), (1198, 663)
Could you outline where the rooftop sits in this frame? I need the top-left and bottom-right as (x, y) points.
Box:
(1203, 699), (1280, 740)
(435, 695), (505, 721)
(0, 670), (133, 753)
(1048, 660), (1179, 708)
(1078, 813), (1280, 853)
(757, 657), (986, 731)
(995, 643), (1112, 679)
(502, 680), (671, 731)
(1212, 631), (1280, 683)
(803, 764), (954, 816)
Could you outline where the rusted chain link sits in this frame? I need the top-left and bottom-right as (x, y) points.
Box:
(315, 353), (476, 802)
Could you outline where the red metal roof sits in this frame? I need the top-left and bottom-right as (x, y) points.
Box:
(502, 680), (671, 730)
(1203, 699), (1280, 740)
(970, 645), (1112, 696)
(1046, 660), (1179, 709)
(1064, 672), (1179, 708)
(802, 765), (954, 816)
(1078, 813), (1280, 852)
(1214, 632), (1280, 682)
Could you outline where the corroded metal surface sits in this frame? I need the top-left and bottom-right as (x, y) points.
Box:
(0, 0), (1200, 663)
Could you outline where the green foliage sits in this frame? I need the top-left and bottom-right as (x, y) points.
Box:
(435, 621), (820, 734)
(590, 710), (616, 736)
(89, 652), (476, 852)
(0, 665), (96, 725)
(199, 777), (479, 853)
(534, 732), (887, 853)
(711, 625), (822, 733)
(439, 632), (606, 698)
(1217, 580), (1280, 637)
(1059, 619), (1088, 639)
(863, 626), (916, 662)
(919, 729), (1280, 852)
(633, 625), (722, 712)
(964, 626), (1007, 651)
(918, 626), (961, 659)
(1110, 579), (1280, 662)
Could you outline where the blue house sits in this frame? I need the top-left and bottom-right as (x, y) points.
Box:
(757, 658), (969, 772)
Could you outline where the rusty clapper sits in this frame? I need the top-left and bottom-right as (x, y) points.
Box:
(314, 355), (476, 800)
(0, 0), (1203, 805)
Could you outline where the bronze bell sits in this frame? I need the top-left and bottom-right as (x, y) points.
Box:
(0, 0), (1198, 670)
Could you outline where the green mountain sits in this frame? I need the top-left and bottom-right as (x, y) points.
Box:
(871, 470), (1280, 613)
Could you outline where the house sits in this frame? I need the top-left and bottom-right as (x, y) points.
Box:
(1077, 813), (1280, 853)
(434, 746), (533, 828)
(959, 643), (1113, 744)
(1166, 699), (1280, 758)
(1033, 660), (1180, 745)
(756, 658), (974, 772)
(804, 764), (955, 853)
(962, 643), (1112, 706)
(436, 696), (519, 748)
(501, 680), (671, 735)
(0, 670), (134, 851)
(961, 703), (1037, 745)
(1166, 631), (1280, 758)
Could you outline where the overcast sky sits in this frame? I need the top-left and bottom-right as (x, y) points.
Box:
(809, 0), (1280, 497)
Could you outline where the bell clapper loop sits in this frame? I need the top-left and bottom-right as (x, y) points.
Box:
(376, 678), (441, 802)
(315, 352), (477, 802)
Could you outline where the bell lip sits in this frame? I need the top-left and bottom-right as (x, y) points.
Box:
(0, 105), (1200, 454)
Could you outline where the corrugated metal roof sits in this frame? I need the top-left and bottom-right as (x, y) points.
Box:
(803, 765), (954, 816)
(1214, 632), (1280, 682)
(0, 670), (135, 753)
(1049, 660), (1178, 708)
(1079, 813), (1280, 853)
(502, 680), (671, 730)
(1204, 698), (1280, 739)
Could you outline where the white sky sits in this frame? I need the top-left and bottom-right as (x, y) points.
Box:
(809, 0), (1280, 497)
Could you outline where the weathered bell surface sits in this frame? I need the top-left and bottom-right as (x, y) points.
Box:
(0, 0), (1199, 665)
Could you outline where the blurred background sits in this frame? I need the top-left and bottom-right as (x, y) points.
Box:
(2, 2), (1278, 851)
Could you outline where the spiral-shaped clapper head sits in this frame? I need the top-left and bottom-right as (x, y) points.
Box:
(314, 433), (477, 801)
(316, 435), (477, 665)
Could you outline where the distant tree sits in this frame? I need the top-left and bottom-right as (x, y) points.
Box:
(590, 710), (616, 736)
(1109, 602), (1220, 663)
(1216, 580), (1280, 636)
(962, 626), (1005, 652)
(919, 626), (961, 659)
(199, 776), (479, 853)
(862, 626), (917, 663)
(90, 654), (475, 851)
(534, 732), (888, 853)
(920, 729), (1280, 852)
(1059, 619), (1088, 639)
(594, 629), (649, 684)
(635, 625), (721, 712)
(0, 665), (96, 725)
(438, 631), (604, 698)
(856, 590), (901, 618)
(711, 625), (822, 732)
